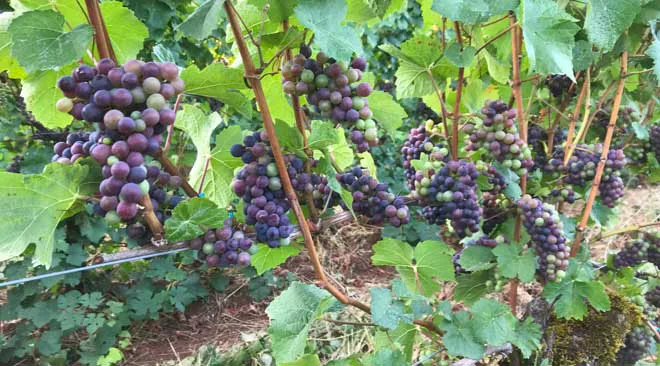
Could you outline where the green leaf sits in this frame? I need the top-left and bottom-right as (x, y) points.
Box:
(281, 354), (321, 366)
(36, 329), (62, 356)
(209, 272), (230, 291)
(367, 349), (407, 366)
(0, 163), (93, 267)
(20, 64), (75, 129)
(493, 164), (522, 201)
(357, 152), (377, 180)
(123, 0), (176, 35)
(294, 0), (363, 61)
(454, 270), (492, 304)
(251, 244), (302, 275)
(190, 126), (244, 208)
(181, 63), (254, 117)
(264, 0), (298, 22)
(374, 323), (417, 361)
(326, 127), (355, 171)
(164, 198), (228, 242)
(585, 0), (641, 52)
(511, 317), (543, 358)
(308, 120), (340, 150)
(176, 104), (223, 184)
(493, 243), (537, 282)
(499, 216), (531, 245)
(101, 1), (149, 64)
(8, 10), (92, 73)
(631, 122), (649, 140)
(175, 0), (225, 40)
(470, 298), (517, 346)
(266, 282), (342, 362)
(521, 0), (579, 80)
(573, 39), (596, 72)
(97, 348), (124, 366)
(439, 310), (485, 359)
(543, 261), (611, 320)
(370, 287), (413, 329)
(589, 201), (615, 227)
(445, 43), (477, 68)
(647, 37), (660, 83)
(275, 120), (305, 151)
(368, 91), (407, 133)
(372, 238), (454, 295)
(263, 74), (296, 124)
(431, 0), (519, 24)
(0, 12), (26, 79)
(459, 245), (496, 272)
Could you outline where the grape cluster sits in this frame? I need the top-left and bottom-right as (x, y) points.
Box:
(480, 166), (512, 234)
(651, 125), (660, 160)
(187, 219), (255, 267)
(517, 195), (569, 281)
(645, 232), (660, 267)
(52, 132), (91, 163)
(230, 132), (294, 248)
(55, 59), (185, 227)
(645, 286), (660, 308)
(615, 326), (654, 365)
(336, 167), (410, 227)
(401, 122), (448, 190)
(528, 124), (566, 172)
(599, 176), (625, 208)
(545, 74), (575, 98)
(280, 47), (376, 152)
(613, 239), (650, 268)
(465, 100), (534, 177)
(549, 187), (577, 204)
(625, 141), (651, 164)
(417, 160), (482, 238)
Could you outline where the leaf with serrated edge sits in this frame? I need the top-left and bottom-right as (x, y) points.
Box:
(370, 287), (413, 329)
(585, 0), (641, 52)
(368, 91), (407, 133)
(492, 243), (537, 282)
(175, 0), (225, 40)
(181, 63), (254, 117)
(471, 298), (517, 346)
(101, 1), (149, 63)
(251, 244), (302, 275)
(164, 198), (228, 242)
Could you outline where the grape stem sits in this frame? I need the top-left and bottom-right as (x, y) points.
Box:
(546, 95), (571, 154)
(428, 72), (453, 157)
(571, 51), (629, 257)
(564, 69), (590, 164)
(451, 22), (464, 160)
(84, 0), (115, 62)
(594, 221), (660, 241)
(224, 1), (444, 337)
(474, 22), (517, 55)
(509, 12), (526, 316)
(140, 195), (163, 240)
(154, 148), (198, 197)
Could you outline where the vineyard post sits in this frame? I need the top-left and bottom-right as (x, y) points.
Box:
(451, 22), (464, 159)
(564, 70), (590, 162)
(570, 51), (629, 257)
(223, 1), (443, 335)
(507, 13), (527, 315)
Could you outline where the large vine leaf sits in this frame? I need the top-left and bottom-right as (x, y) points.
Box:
(262, 73), (295, 125)
(100, 1), (149, 64)
(0, 12), (26, 79)
(266, 282), (342, 363)
(189, 126), (244, 208)
(584, 0), (641, 52)
(175, 0), (225, 40)
(431, 0), (518, 24)
(8, 10), (93, 73)
(123, 0), (176, 36)
(370, 287), (413, 329)
(251, 244), (302, 275)
(521, 0), (579, 80)
(368, 91), (407, 133)
(181, 63), (254, 117)
(20, 63), (75, 129)
(164, 198), (228, 242)
(294, 0), (363, 62)
(0, 163), (95, 267)
(10, 0), (90, 27)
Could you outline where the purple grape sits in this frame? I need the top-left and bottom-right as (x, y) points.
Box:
(111, 161), (130, 179)
(111, 88), (133, 108)
(117, 201), (138, 220)
(119, 183), (143, 203)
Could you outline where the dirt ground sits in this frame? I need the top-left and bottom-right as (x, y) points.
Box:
(120, 184), (660, 365)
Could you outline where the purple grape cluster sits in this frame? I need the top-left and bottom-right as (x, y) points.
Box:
(230, 131), (294, 248)
(517, 195), (569, 282)
(615, 326), (654, 365)
(599, 176), (625, 208)
(336, 166), (410, 227)
(55, 59), (185, 227)
(549, 187), (577, 204)
(651, 125), (660, 160)
(281, 47), (376, 152)
(465, 100), (534, 177)
(646, 286), (660, 308)
(645, 232), (660, 267)
(401, 123), (448, 191)
(417, 160), (482, 238)
(528, 124), (566, 172)
(545, 74), (575, 98)
(187, 219), (255, 267)
(51, 132), (91, 163)
(481, 166), (512, 235)
(613, 239), (650, 268)
(625, 141), (651, 164)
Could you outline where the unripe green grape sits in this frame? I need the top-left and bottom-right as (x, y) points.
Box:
(56, 97), (73, 113)
(301, 69), (315, 83)
(134, 119), (146, 132)
(364, 128), (378, 141)
(131, 110), (142, 120)
(267, 163), (278, 177)
(142, 77), (161, 94)
(535, 217), (545, 226)
(279, 237), (290, 246)
(202, 242), (214, 255)
(105, 210), (121, 225)
(146, 93), (166, 110)
(248, 244), (259, 255)
(139, 179), (150, 194)
(131, 87), (146, 104)
(352, 97), (365, 110)
(315, 74), (329, 88)
(364, 119), (376, 129)
(107, 155), (119, 166)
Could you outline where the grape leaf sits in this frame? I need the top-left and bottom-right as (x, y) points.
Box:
(123, 0), (176, 36)
(8, 10), (93, 73)
(190, 126), (244, 208)
(262, 73), (296, 125)
(459, 245), (496, 272)
(431, 0), (518, 24)
(585, 0), (641, 52)
(326, 127), (354, 171)
(445, 43), (477, 68)
(368, 91), (407, 133)
(0, 163), (93, 267)
(181, 63), (254, 117)
(294, 0), (363, 62)
(357, 152), (377, 180)
(275, 120), (305, 152)
(521, 0), (579, 80)
(439, 310), (485, 359)
(266, 282), (342, 363)
(370, 287), (414, 329)
(36, 329), (63, 356)
(492, 243), (537, 283)
(13, 0), (90, 27)
(647, 36), (660, 83)
(573, 39), (596, 72)
(308, 120), (340, 150)
(372, 238), (454, 295)
(470, 298), (517, 346)
(101, 1), (149, 64)
(226, 0), (280, 43)
(20, 63), (75, 129)
(175, 0), (225, 40)
(251, 244), (302, 275)
(281, 354), (321, 366)
(512, 317), (543, 358)
(454, 270), (492, 304)
(164, 197), (229, 242)
(365, 349), (406, 366)
(374, 323), (417, 361)
(0, 12), (26, 79)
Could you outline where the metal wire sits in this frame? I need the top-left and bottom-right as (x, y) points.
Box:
(0, 247), (189, 288)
